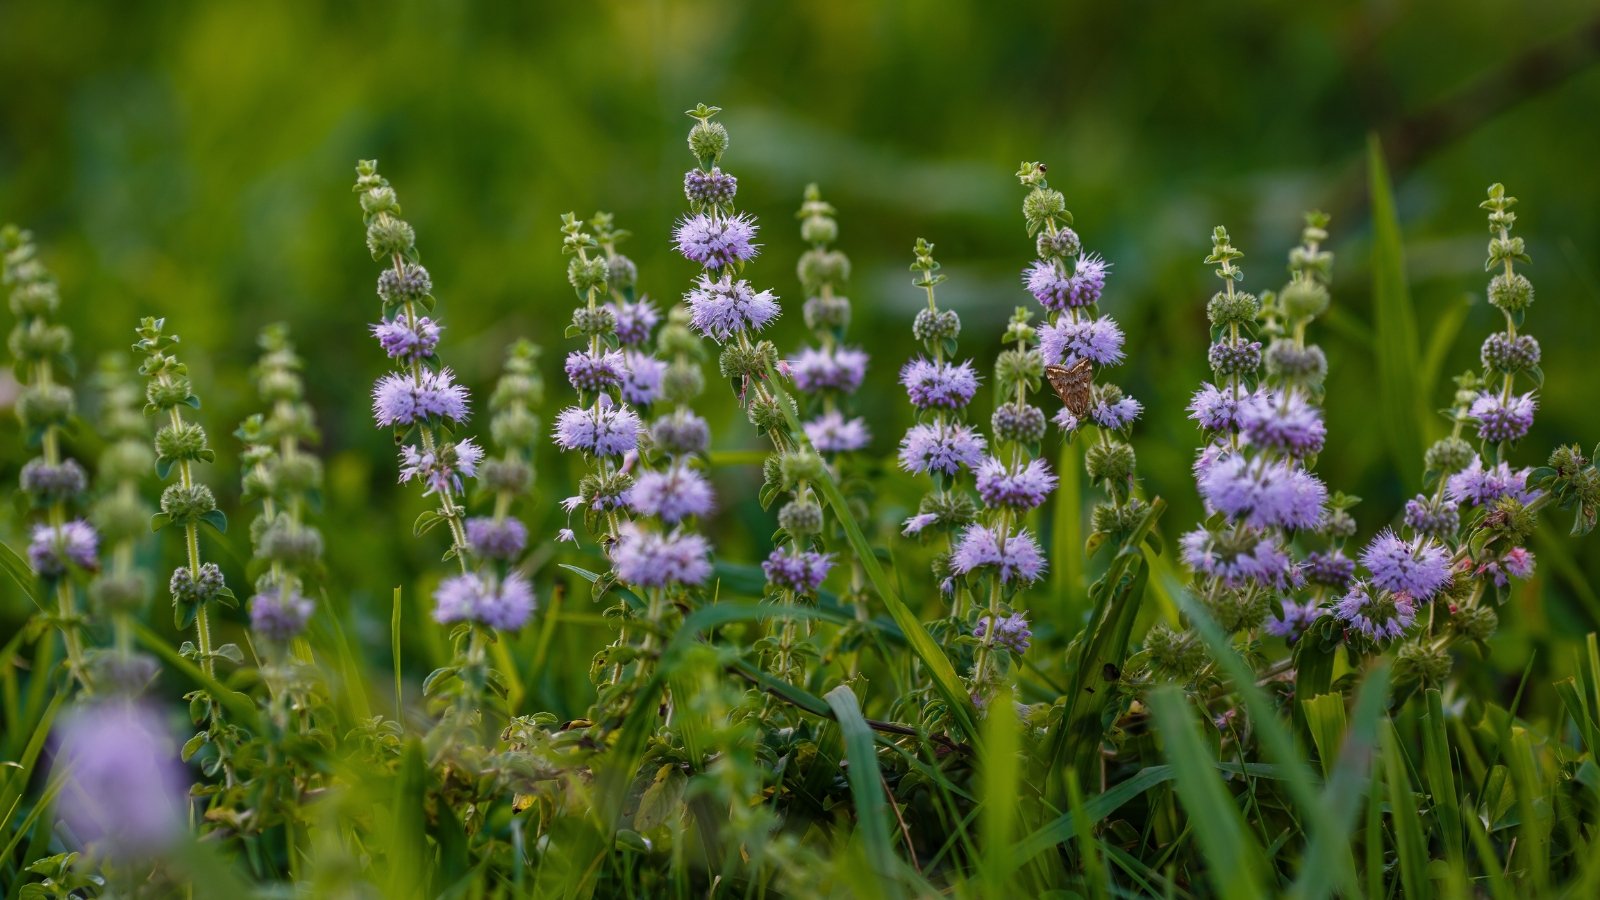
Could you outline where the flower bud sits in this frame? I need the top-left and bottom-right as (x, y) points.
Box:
(480, 458), (533, 495)
(1036, 227), (1081, 259)
(918, 489), (978, 528)
(1265, 340), (1327, 385)
(800, 215), (838, 245)
(803, 295), (852, 331)
(90, 572), (149, 615)
(20, 458), (87, 505)
(992, 402), (1047, 444)
(1208, 339), (1262, 375)
(798, 249), (850, 292)
(155, 422), (209, 464)
(1487, 272), (1533, 312)
(1425, 436), (1475, 474)
(1146, 624), (1207, 680)
(687, 120), (730, 163)
(567, 256), (609, 294)
(94, 492), (150, 542)
(651, 410), (710, 456)
(1206, 291), (1260, 327)
(912, 308), (961, 345)
(1085, 440), (1136, 483)
(98, 441), (154, 482)
(995, 348), (1044, 388)
(1279, 280), (1329, 320)
(376, 263), (432, 305)
(145, 377), (192, 411)
(17, 383), (74, 428)
(492, 406), (538, 448)
(1480, 332), (1540, 373)
(661, 360), (705, 404)
(1022, 188), (1066, 225)
(160, 483), (217, 527)
(8, 319), (71, 361)
(365, 217), (415, 260)
(779, 450), (825, 488)
(1451, 605), (1498, 642)
(170, 562), (226, 607)
(606, 255), (637, 293)
(778, 499), (824, 537)
(1395, 641), (1453, 688)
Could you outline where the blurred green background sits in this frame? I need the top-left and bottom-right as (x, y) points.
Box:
(4, 0), (1600, 714)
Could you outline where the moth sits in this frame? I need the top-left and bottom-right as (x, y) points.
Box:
(1044, 358), (1093, 417)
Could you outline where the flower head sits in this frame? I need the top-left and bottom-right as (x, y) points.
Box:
(553, 402), (642, 458)
(1361, 529), (1452, 601)
(371, 316), (441, 361)
(974, 611), (1032, 655)
(608, 298), (660, 346)
(674, 213), (759, 267)
(1179, 528), (1297, 589)
(1304, 550), (1356, 590)
(249, 588), (315, 642)
(1335, 582), (1416, 643)
(951, 524), (1045, 585)
(627, 463), (715, 524)
(790, 345), (869, 394)
(53, 702), (186, 859)
(565, 348), (628, 393)
(465, 516), (528, 559)
(900, 357), (980, 410)
(28, 519), (99, 577)
(372, 368), (470, 428)
(1090, 395), (1142, 430)
(685, 273), (780, 341)
(898, 422), (988, 475)
(1265, 600), (1322, 642)
(1445, 457), (1535, 507)
(1238, 391), (1326, 457)
(804, 410), (871, 453)
(975, 457), (1057, 510)
(1196, 453), (1327, 530)
(433, 571), (535, 631)
(612, 524), (711, 587)
(620, 351), (666, 406)
(1188, 383), (1247, 433)
(399, 438), (482, 496)
(1039, 316), (1125, 367)
(762, 548), (834, 594)
(1469, 391), (1536, 443)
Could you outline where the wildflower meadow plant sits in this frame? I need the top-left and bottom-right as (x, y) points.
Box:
(10, 108), (1600, 900)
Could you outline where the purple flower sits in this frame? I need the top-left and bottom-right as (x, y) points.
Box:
(434, 571), (536, 631)
(53, 702), (186, 859)
(974, 611), (1032, 654)
(1188, 383), (1247, 433)
(804, 410), (871, 453)
(28, 520), (99, 577)
(1361, 529), (1452, 601)
(684, 167), (738, 205)
(900, 357), (980, 410)
(1196, 453), (1328, 530)
(1179, 528), (1297, 589)
(612, 524), (711, 587)
(1304, 550), (1356, 590)
(1039, 316), (1125, 367)
(553, 402), (642, 458)
(1335, 582), (1415, 643)
(399, 439), (482, 496)
(1238, 391), (1326, 457)
(1403, 494), (1460, 538)
(685, 273), (780, 341)
(1052, 407), (1080, 433)
(790, 345), (869, 394)
(1477, 547), (1536, 586)
(565, 348), (628, 393)
(975, 457), (1057, 510)
(620, 351), (666, 406)
(762, 548), (834, 594)
(627, 463), (715, 524)
(1069, 254), (1110, 306)
(609, 298), (660, 346)
(1265, 600), (1322, 642)
(1469, 391), (1536, 443)
(951, 524), (1046, 585)
(674, 213), (759, 267)
(465, 516), (528, 559)
(372, 368), (470, 428)
(1091, 395), (1142, 430)
(249, 587), (315, 641)
(902, 513), (939, 536)
(1445, 457), (1535, 507)
(371, 316), (441, 361)
(1023, 260), (1072, 310)
(898, 422), (987, 475)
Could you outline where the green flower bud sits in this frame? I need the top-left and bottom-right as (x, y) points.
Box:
(779, 450), (825, 488)
(8, 280), (60, 317)
(719, 341), (778, 381)
(687, 120), (730, 163)
(912, 308), (961, 345)
(996, 348), (1044, 388)
(800, 215), (838, 246)
(567, 256), (609, 294)
(1485, 495), (1536, 544)
(1146, 624), (1207, 681)
(1425, 436), (1475, 474)
(8, 319), (71, 361)
(275, 455), (322, 494)
(160, 483), (217, 527)
(606, 255), (638, 293)
(746, 391), (790, 433)
(1265, 339), (1327, 386)
(99, 440), (155, 482)
(1487, 272), (1533, 312)
(661, 360), (705, 404)
(797, 248), (850, 292)
(17, 383), (74, 429)
(1279, 280), (1329, 320)
(1022, 188), (1066, 226)
(359, 185), (399, 216)
(258, 521), (324, 566)
(803, 295), (852, 331)
(1091, 497), (1148, 535)
(1451, 605), (1498, 642)
(918, 489), (978, 529)
(1085, 440), (1136, 483)
(94, 492), (150, 543)
(572, 306), (617, 338)
(992, 402), (1047, 444)
(90, 572), (149, 615)
(1549, 444), (1589, 479)
(1206, 291), (1260, 327)
(778, 499), (824, 537)
(145, 376), (193, 411)
(365, 216), (415, 260)
(492, 406), (539, 449)
(1037, 227), (1081, 259)
(480, 458), (533, 495)
(155, 422), (210, 464)
(1395, 641), (1453, 688)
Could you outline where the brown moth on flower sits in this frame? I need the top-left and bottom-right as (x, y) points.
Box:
(1044, 357), (1093, 418)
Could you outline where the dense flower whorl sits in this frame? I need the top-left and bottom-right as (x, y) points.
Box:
(371, 316), (441, 361)
(608, 299), (660, 346)
(1022, 254), (1109, 310)
(1238, 391), (1326, 457)
(627, 463), (715, 524)
(1265, 600), (1321, 641)
(52, 702), (186, 860)
(1039, 316), (1125, 367)
(1335, 581), (1416, 643)
(620, 351), (666, 406)
(974, 611), (1032, 655)
(28, 519), (99, 577)
(1090, 395), (1143, 431)
(1304, 550), (1356, 590)
(1361, 529), (1452, 601)
(898, 422), (988, 476)
(1445, 457), (1535, 507)
(249, 588), (315, 642)
(465, 516), (528, 559)
(674, 212), (760, 267)
(1188, 383), (1250, 433)
(804, 410), (871, 453)
(433, 571), (536, 631)
(684, 167), (738, 205)
(1179, 528), (1297, 589)
(1196, 452), (1328, 530)
(399, 439), (482, 496)
(553, 402), (642, 458)
(974, 457), (1057, 510)
(1469, 391), (1536, 443)
(371, 368), (470, 428)
(762, 548), (834, 594)
(564, 348), (628, 393)
(951, 524), (1045, 585)
(612, 524), (711, 587)
(685, 273), (780, 341)
(900, 357), (980, 410)
(790, 345), (869, 393)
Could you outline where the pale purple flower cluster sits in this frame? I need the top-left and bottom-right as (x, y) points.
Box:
(1303, 550), (1355, 590)
(1022, 254), (1109, 310)
(249, 588), (315, 641)
(685, 273), (780, 341)
(900, 357), (980, 409)
(684, 167), (738, 205)
(1335, 582), (1416, 643)
(790, 345), (869, 393)
(1445, 457), (1535, 507)
(609, 299), (660, 346)
(371, 316), (441, 361)
(1477, 546), (1535, 586)
(1469, 391), (1536, 443)
(1264, 600), (1321, 641)
(28, 519), (99, 577)
(372, 368), (470, 428)
(804, 410), (871, 453)
(898, 422), (988, 476)
(612, 524), (711, 587)
(565, 348), (628, 393)
(762, 548), (834, 594)
(627, 463), (715, 524)
(433, 571), (536, 631)
(1090, 396), (1142, 431)
(1188, 383), (1248, 433)
(1196, 452), (1328, 530)
(1403, 495), (1460, 537)
(399, 439), (482, 496)
(53, 702), (186, 860)
(975, 457), (1057, 510)
(674, 212), (760, 267)
(620, 351), (665, 406)
(951, 524), (1045, 585)
(1238, 391), (1326, 457)
(1361, 529), (1452, 601)
(465, 516), (528, 559)
(1179, 529), (1297, 589)
(1039, 316), (1125, 368)
(973, 611), (1032, 655)
(553, 402), (642, 458)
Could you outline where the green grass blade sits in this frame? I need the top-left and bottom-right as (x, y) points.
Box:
(1051, 439), (1085, 625)
(1147, 685), (1269, 899)
(1302, 693), (1347, 781)
(979, 688), (1020, 894)
(1421, 688), (1464, 864)
(1382, 719), (1431, 899)
(825, 684), (899, 897)
(1368, 134), (1427, 483)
